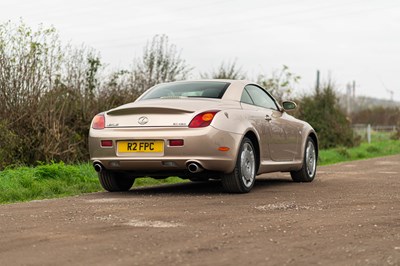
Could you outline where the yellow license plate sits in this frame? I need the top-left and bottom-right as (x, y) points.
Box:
(118, 141), (164, 153)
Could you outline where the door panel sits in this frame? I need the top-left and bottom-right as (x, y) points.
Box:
(267, 111), (299, 161)
(240, 103), (272, 162)
(240, 84), (300, 162)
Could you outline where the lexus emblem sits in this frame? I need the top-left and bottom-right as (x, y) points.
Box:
(138, 116), (149, 125)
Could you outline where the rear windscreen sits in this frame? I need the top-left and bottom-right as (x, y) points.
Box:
(139, 81), (230, 100)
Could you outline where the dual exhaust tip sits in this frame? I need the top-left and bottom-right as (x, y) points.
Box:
(93, 163), (102, 173)
(187, 162), (203, 173)
(93, 162), (203, 174)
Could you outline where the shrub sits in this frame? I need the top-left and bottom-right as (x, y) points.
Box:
(366, 145), (380, 153)
(0, 22), (192, 169)
(0, 21), (104, 166)
(201, 60), (246, 80)
(335, 147), (350, 158)
(296, 80), (357, 149)
(0, 122), (20, 169)
(352, 107), (400, 126)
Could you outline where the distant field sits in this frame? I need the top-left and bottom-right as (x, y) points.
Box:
(353, 126), (398, 142)
(1, 139), (399, 204)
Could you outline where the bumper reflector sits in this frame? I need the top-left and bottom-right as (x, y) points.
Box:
(218, 147), (230, 151)
(169, 139), (184, 146)
(101, 140), (113, 147)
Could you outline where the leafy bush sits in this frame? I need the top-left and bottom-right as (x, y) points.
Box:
(391, 126), (400, 140)
(335, 147), (350, 158)
(295, 81), (357, 149)
(366, 145), (380, 153)
(352, 107), (400, 126)
(0, 21), (103, 166)
(0, 22), (190, 169)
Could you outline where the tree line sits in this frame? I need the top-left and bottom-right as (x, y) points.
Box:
(0, 21), (393, 169)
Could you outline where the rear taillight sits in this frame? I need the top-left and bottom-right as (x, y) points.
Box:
(189, 111), (220, 128)
(92, 114), (105, 129)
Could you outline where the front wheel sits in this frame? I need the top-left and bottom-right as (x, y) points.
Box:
(222, 137), (257, 193)
(291, 137), (317, 182)
(98, 170), (134, 192)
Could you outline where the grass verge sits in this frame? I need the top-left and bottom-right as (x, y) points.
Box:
(1, 139), (399, 204)
(0, 162), (100, 204)
(319, 139), (400, 165)
(0, 162), (186, 204)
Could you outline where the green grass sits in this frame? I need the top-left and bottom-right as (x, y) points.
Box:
(1, 139), (399, 204)
(0, 162), (101, 204)
(134, 176), (187, 187)
(0, 162), (186, 204)
(319, 139), (400, 166)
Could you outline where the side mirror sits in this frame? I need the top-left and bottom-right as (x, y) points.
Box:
(282, 101), (297, 111)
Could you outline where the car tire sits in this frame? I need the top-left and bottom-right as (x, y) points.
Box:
(291, 137), (317, 182)
(98, 170), (134, 192)
(222, 137), (256, 193)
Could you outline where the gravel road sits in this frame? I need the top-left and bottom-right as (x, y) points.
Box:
(0, 155), (399, 266)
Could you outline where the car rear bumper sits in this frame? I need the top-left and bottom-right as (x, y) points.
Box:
(89, 126), (243, 174)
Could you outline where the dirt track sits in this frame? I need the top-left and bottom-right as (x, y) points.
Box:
(0, 155), (399, 266)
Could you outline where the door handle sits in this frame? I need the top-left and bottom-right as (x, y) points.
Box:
(265, 115), (272, 121)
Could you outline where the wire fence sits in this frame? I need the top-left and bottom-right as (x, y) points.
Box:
(353, 124), (399, 143)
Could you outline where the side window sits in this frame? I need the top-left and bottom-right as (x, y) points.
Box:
(240, 89), (254, 105)
(244, 85), (278, 110)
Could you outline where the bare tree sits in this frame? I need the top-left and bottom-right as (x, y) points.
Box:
(132, 34), (191, 93)
(0, 20), (104, 166)
(0, 21), (63, 165)
(257, 65), (300, 102)
(201, 60), (246, 80)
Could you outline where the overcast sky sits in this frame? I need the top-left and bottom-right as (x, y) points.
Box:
(1, 0), (400, 101)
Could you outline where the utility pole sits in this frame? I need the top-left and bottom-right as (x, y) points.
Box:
(315, 70), (320, 94)
(346, 83), (352, 116)
(386, 89), (394, 102)
(378, 77), (394, 101)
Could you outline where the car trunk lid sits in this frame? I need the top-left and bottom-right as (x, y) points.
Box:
(104, 99), (221, 128)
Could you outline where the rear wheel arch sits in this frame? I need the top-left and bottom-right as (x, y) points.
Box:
(222, 136), (257, 193)
(243, 131), (260, 173)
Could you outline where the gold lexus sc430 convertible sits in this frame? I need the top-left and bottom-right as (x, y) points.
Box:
(89, 80), (318, 193)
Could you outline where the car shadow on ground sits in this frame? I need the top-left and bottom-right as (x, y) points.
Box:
(105, 175), (296, 196)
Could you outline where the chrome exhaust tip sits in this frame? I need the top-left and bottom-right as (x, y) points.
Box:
(187, 162), (203, 173)
(93, 163), (103, 173)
